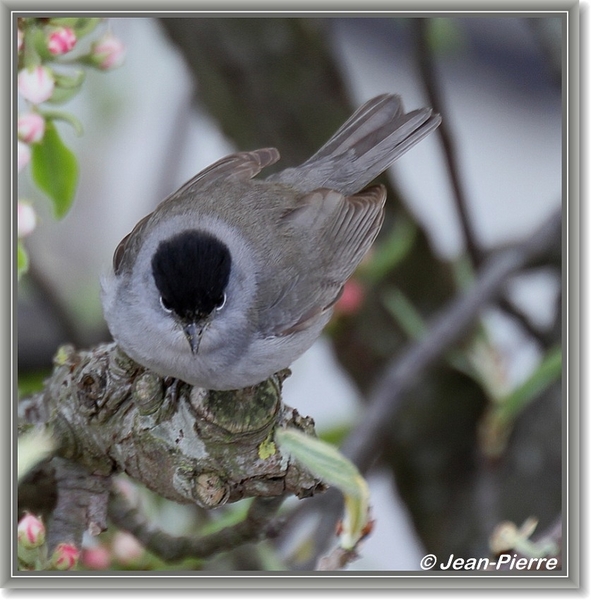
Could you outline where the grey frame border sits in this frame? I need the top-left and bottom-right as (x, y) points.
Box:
(5, 0), (582, 591)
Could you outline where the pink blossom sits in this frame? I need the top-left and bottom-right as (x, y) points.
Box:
(18, 112), (45, 144)
(335, 279), (365, 316)
(17, 29), (23, 53)
(112, 476), (140, 504)
(17, 513), (45, 549)
(18, 201), (37, 237)
(18, 141), (31, 172)
(18, 66), (55, 104)
(111, 531), (143, 564)
(81, 545), (112, 570)
(47, 26), (77, 55)
(51, 542), (80, 570)
(90, 32), (126, 70)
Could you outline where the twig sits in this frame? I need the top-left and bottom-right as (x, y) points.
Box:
(414, 18), (482, 266)
(316, 546), (360, 571)
(496, 295), (554, 348)
(108, 492), (285, 563)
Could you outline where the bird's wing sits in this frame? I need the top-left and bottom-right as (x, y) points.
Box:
(259, 184), (386, 337)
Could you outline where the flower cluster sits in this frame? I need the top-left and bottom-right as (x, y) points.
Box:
(16, 511), (149, 571)
(17, 512), (82, 571)
(17, 18), (126, 278)
(81, 531), (145, 570)
(17, 19), (125, 169)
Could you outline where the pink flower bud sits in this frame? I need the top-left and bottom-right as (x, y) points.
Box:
(335, 279), (365, 316)
(18, 141), (31, 172)
(18, 66), (55, 104)
(18, 29), (23, 53)
(51, 542), (80, 570)
(90, 32), (126, 70)
(18, 112), (45, 144)
(18, 201), (37, 237)
(113, 476), (140, 504)
(47, 26), (77, 56)
(111, 531), (143, 564)
(81, 545), (112, 570)
(17, 513), (46, 549)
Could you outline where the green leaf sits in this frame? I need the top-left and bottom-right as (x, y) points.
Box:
(53, 69), (85, 89)
(275, 428), (370, 549)
(48, 17), (101, 38)
(497, 346), (562, 422)
(17, 240), (29, 278)
(382, 286), (427, 339)
(481, 346), (562, 457)
(30, 121), (78, 218)
(18, 369), (51, 397)
(18, 426), (57, 481)
(41, 109), (84, 136)
(22, 27), (43, 68)
(46, 70), (85, 105)
(45, 85), (83, 105)
(381, 285), (477, 379)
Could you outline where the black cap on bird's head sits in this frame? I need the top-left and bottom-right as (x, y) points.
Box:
(151, 230), (231, 354)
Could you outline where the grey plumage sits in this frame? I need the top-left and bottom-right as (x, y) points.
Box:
(101, 94), (441, 390)
(267, 94), (441, 194)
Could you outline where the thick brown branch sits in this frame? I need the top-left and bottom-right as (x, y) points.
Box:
(19, 348), (324, 560)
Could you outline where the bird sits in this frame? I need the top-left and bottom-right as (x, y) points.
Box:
(101, 94), (441, 390)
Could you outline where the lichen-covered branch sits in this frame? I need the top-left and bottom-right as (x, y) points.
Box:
(19, 346), (324, 555)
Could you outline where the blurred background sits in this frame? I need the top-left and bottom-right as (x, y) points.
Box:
(18, 16), (563, 571)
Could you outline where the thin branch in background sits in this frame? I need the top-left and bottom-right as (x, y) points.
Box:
(415, 19), (562, 351)
(496, 295), (554, 348)
(414, 18), (483, 267)
(342, 209), (560, 471)
(299, 209), (561, 567)
(108, 492), (285, 563)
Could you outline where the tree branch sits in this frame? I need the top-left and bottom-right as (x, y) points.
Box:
(109, 491), (285, 563)
(342, 209), (561, 471)
(47, 459), (111, 552)
(19, 347), (325, 559)
(415, 18), (482, 266)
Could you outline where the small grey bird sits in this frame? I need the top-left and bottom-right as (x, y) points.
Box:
(101, 94), (441, 390)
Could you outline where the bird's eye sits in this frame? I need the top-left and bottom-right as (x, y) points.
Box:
(159, 296), (173, 313)
(215, 293), (227, 311)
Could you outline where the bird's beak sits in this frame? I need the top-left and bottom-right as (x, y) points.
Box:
(183, 321), (206, 355)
